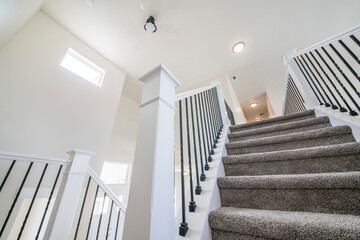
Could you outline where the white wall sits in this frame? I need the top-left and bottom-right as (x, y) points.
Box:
(0, 11), (126, 173)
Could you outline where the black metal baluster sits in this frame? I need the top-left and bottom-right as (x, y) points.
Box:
(306, 52), (338, 109)
(302, 54), (332, 107)
(330, 43), (360, 83)
(0, 160), (16, 192)
(178, 100), (189, 236)
(96, 192), (107, 240)
(350, 35), (360, 47)
(208, 90), (218, 148)
(105, 201), (114, 240)
(114, 209), (120, 240)
(294, 58), (323, 105)
(194, 94), (206, 181)
(339, 39), (360, 64)
(287, 80), (300, 112)
(201, 92), (213, 163)
(74, 176), (92, 240)
(0, 162), (33, 237)
(315, 49), (355, 114)
(289, 77), (306, 111)
(18, 164), (48, 239)
(210, 88), (220, 141)
(198, 93), (210, 171)
(205, 90), (216, 153)
(36, 165), (63, 240)
(214, 88), (224, 130)
(190, 96), (202, 195)
(322, 46), (360, 114)
(185, 98), (196, 212)
(86, 185), (100, 240)
(310, 51), (347, 112)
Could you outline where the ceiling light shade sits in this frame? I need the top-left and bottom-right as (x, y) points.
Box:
(144, 16), (157, 33)
(233, 42), (245, 53)
(249, 102), (258, 108)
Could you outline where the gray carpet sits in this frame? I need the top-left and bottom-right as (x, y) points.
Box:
(209, 110), (360, 239)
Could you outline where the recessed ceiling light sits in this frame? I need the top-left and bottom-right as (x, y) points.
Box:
(249, 102), (258, 108)
(233, 42), (245, 53)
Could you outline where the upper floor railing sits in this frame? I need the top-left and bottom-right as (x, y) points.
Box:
(282, 24), (360, 116)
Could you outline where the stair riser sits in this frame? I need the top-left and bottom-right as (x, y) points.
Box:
(229, 123), (331, 142)
(227, 134), (355, 155)
(220, 188), (360, 215)
(230, 115), (315, 132)
(211, 229), (267, 240)
(224, 155), (360, 176)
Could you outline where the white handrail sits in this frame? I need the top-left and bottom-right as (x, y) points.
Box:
(288, 24), (360, 59)
(175, 84), (214, 101)
(87, 167), (127, 213)
(0, 151), (71, 165)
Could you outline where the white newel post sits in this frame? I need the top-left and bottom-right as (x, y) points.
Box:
(123, 65), (181, 240)
(44, 149), (95, 240)
(211, 80), (231, 126)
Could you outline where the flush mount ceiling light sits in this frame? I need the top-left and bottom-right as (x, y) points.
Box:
(249, 102), (258, 108)
(144, 16), (157, 33)
(233, 42), (245, 53)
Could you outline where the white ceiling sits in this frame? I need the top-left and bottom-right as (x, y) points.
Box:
(5, 0), (360, 112)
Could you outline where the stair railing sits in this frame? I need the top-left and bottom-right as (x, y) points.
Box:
(0, 150), (126, 240)
(282, 24), (360, 116)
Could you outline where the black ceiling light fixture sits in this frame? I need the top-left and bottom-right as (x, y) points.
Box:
(144, 16), (157, 33)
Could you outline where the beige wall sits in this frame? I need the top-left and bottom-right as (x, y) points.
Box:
(0, 12), (126, 172)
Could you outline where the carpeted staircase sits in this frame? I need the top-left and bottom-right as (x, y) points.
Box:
(209, 109), (360, 239)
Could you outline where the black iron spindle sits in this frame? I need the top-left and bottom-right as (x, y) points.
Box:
(18, 164), (48, 239)
(288, 76), (306, 111)
(294, 58), (323, 105)
(316, 49), (356, 114)
(0, 160), (16, 192)
(214, 89), (224, 130)
(201, 92), (213, 163)
(205, 90), (216, 153)
(114, 209), (120, 240)
(208, 90), (218, 147)
(311, 50), (347, 112)
(96, 192), (107, 240)
(185, 98), (196, 212)
(194, 94), (206, 181)
(350, 35), (360, 47)
(305, 53), (338, 109)
(322, 46), (360, 113)
(330, 43), (360, 83)
(301, 54), (332, 107)
(210, 88), (220, 141)
(190, 96), (202, 195)
(178, 100), (189, 236)
(339, 39), (360, 64)
(287, 80), (299, 112)
(105, 201), (114, 240)
(74, 176), (92, 240)
(86, 185), (100, 240)
(198, 93), (210, 171)
(36, 164), (63, 240)
(0, 162), (33, 237)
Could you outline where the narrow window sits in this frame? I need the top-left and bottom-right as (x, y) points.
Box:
(60, 48), (105, 87)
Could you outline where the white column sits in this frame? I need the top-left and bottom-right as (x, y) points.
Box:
(44, 149), (95, 240)
(211, 80), (231, 126)
(123, 65), (180, 240)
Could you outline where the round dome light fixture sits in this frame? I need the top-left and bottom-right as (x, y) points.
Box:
(249, 102), (258, 108)
(144, 16), (157, 33)
(233, 42), (245, 53)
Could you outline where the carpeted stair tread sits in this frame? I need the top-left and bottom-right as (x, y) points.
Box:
(226, 125), (355, 155)
(217, 172), (360, 214)
(222, 142), (360, 176)
(228, 116), (331, 142)
(229, 109), (315, 132)
(217, 171), (360, 189)
(209, 207), (360, 240)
